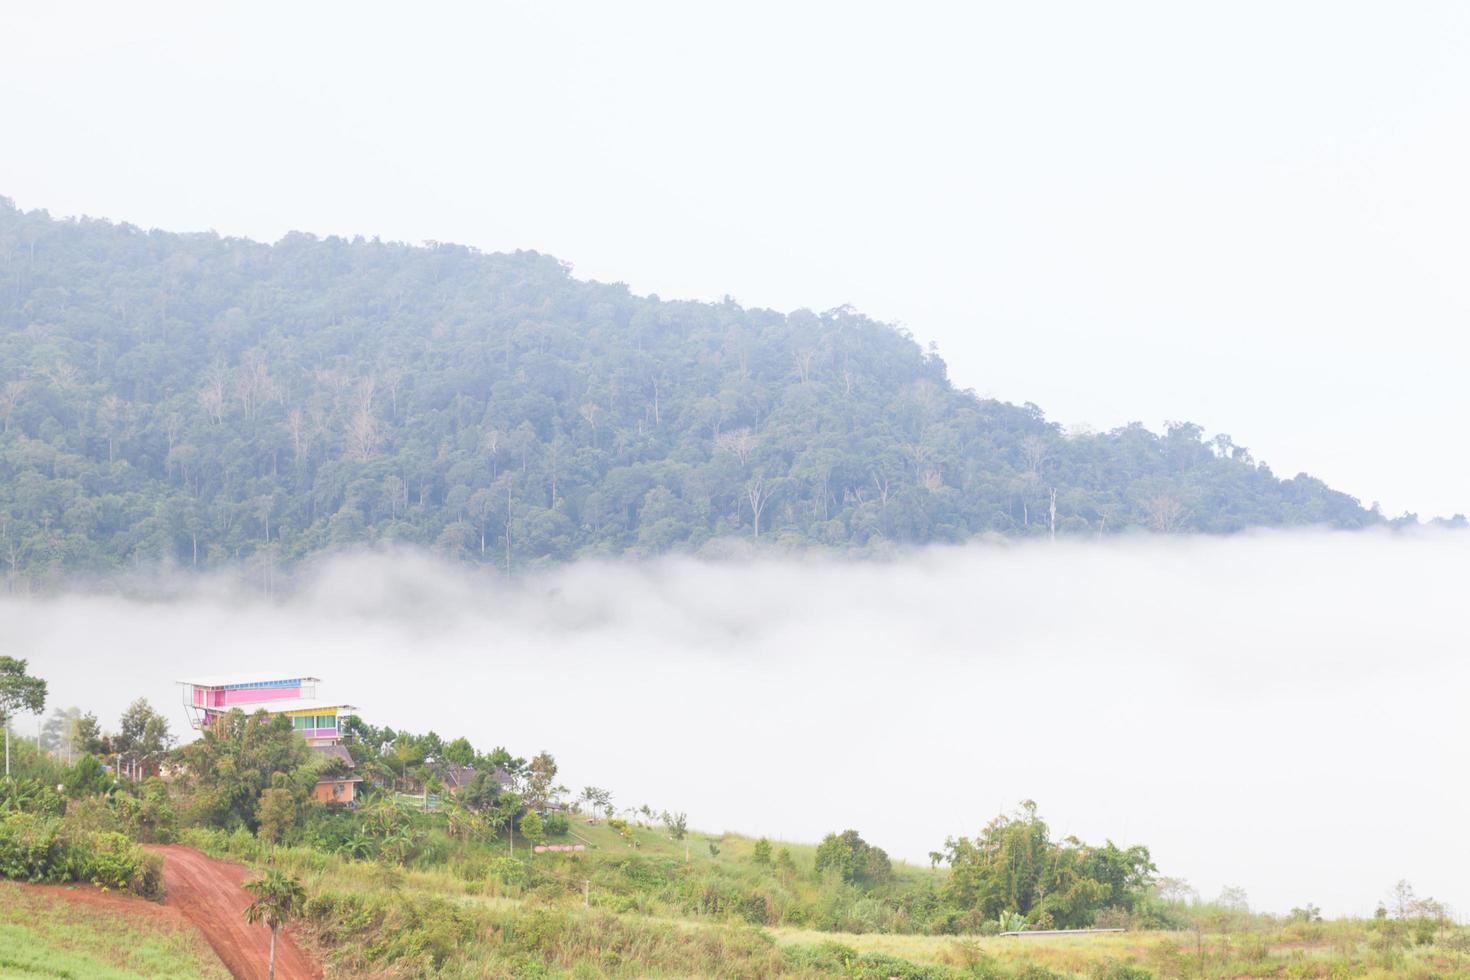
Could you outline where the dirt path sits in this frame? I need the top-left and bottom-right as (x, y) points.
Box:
(148, 845), (322, 980)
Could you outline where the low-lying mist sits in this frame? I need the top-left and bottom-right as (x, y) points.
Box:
(5, 529), (1466, 917)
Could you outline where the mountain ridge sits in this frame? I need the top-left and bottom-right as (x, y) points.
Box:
(0, 198), (1382, 582)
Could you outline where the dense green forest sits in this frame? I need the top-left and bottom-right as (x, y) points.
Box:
(0, 198), (1380, 583)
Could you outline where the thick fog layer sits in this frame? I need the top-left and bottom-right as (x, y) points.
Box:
(5, 531), (1466, 917)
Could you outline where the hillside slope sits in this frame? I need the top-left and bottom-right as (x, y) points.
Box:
(0, 199), (1375, 579)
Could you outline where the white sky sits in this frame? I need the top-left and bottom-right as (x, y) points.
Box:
(3, 2), (1467, 517)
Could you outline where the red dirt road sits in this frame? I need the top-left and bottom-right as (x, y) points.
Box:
(148, 845), (321, 980)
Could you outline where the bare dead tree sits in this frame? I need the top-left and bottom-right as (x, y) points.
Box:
(198, 368), (227, 425)
(164, 411), (184, 453)
(578, 402), (602, 447)
(717, 427), (759, 465)
(1020, 435), (1049, 478)
(1141, 494), (1190, 533)
(379, 475), (403, 520)
(870, 470), (893, 507)
(96, 394), (126, 464)
(0, 380), (26, 432)
(382, 367), (405, 419)
(253, 495), (274, 543)
(793, 348), (817, 383)
(42, 361), (81, 391)
(354, 374), (378, 416)
(235, 353), (275, 422)
(346, 408), (379, 461)
(286, 409), (314, 461)
(745, 477), (774, 539)
(480, 427), (504, 477)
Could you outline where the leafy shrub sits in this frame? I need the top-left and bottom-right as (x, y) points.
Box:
(491, 856), (531, 887)
(115, 778), (178, 842)
(0, 812), (161, 898)
(63, 795), (122, 833)
(1014, 967), (1067, 980)
(814, 829), (892, 887)
(0, 811), (63, 881)
(784, 940), (960, 978)
(83, 831), (163, 896)
(544, 813), (569, 837)
(736, 893), (769, 925)
(520, 810), (546, 845)
(614, 855), (672, 889)
(0, 777), (64, 817)
(62, 754), (113, 798)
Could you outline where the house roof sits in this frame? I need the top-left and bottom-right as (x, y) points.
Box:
(177, 673), (322, 689)
(437, 765), (514, 791)
(310, 744), (357, 768)
(439, 765), (472, 786)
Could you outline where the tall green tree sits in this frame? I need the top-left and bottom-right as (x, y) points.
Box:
(941, 801), (1155, 929)
(174, 710), (310, 830)
(814, 829), (892, 887)
(113, 698), (175, 780)
(0, 657), (46, 777)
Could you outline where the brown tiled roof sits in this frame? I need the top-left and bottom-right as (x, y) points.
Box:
(310, 744), (356, 768)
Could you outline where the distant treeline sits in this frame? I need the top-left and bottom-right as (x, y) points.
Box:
(0, 198), (1388, 582)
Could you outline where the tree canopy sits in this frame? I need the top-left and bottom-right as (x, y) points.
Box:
(941, 800), (1157, 930)
(0, 199), (1380, 584)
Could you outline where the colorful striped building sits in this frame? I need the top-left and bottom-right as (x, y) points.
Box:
(178, 674), (362, 804)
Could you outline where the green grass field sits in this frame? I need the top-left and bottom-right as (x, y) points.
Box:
(0, 881), (228, 980)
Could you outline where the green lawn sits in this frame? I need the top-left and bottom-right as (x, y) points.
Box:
(0, 881), (227, 980)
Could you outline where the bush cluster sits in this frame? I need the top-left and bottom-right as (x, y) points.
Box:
(0, 810), (163, 899)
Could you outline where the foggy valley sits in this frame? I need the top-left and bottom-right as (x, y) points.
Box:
(10, 528), (1464, 918)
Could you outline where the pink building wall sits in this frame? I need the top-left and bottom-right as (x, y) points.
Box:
(191, 684), (305, 708)
(216, 685), (302, 706)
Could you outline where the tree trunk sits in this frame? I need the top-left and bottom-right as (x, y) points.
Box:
(269, 924), (277, 980)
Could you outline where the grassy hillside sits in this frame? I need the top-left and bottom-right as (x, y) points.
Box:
(181, 825), (1470, 979)
(5, 709), (1467, 978)
(0, 880), (229, 979)
(0, 198), (1378, 583)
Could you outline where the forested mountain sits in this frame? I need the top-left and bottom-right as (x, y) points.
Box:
(0, 198), (1377, 582)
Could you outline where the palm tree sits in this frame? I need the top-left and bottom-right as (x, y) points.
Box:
(335, 827), (375, 860)
(242, 868), (306, 980)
